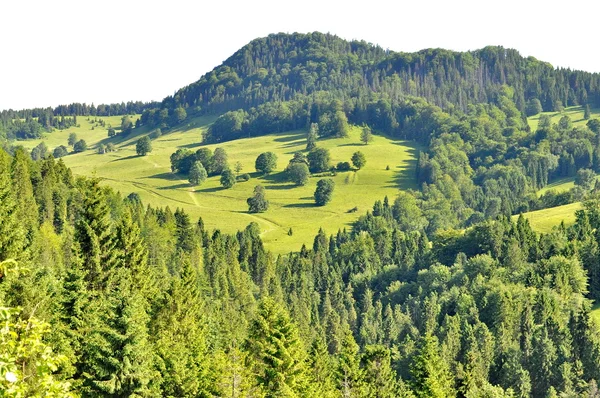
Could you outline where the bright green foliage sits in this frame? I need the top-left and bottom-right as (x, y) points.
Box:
(410, 335), (455, 398)
(247, 185), (269, 213)
(245, 297), (309, 397)
(11, 148), (38, 254)
(188, 161), (208, 186)
(0, 305), (75, 397)
(314, 178), (335, 206)
(171, 106), (187, 125)
(307, 148), (331, 173)
(362, 345), (399, 398)
(136, 136), (152, 156)
(336, 329), (364, 397)
(351, 151), (366, 169)
(255, 152), (278, 174)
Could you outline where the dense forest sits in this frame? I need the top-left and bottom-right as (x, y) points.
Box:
(4, 32), (600, 396)
(0, 101), (158, 141)
(3, 140), (600, 397)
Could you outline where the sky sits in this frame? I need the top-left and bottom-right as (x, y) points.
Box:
(1, 0), (599, 111)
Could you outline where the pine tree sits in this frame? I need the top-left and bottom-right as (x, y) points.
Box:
(81, 270), (159, 396)
(0, 150), (24, 261)
(307, 123), (318, 151)
(10, 148), (38, 254)
(336, 328), (364, 398)
(410, 335), (455, 398)
(245, 297), (310, 397)
(362, 345), (399, 398)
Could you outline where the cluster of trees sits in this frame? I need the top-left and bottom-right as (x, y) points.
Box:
(3, 147), (600, 396)
(170, 146), (238, 189)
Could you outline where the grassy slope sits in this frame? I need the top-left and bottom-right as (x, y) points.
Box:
(19, 117), (419, 254)
(517, 106), (600, 232)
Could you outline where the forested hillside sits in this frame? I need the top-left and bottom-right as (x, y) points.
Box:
(3, 137), (600, 396)
(4, 32), (600, 397)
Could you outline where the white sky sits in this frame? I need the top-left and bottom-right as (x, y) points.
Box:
(1, 0), (599, 111)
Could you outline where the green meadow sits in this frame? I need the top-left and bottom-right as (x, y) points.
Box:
(19, 116), (419, 254)
(527, 105), (599, 131)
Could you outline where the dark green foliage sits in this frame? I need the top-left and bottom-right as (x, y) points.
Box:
(188, 161), (208, 186)
(220, 169), (236, 188)
(575, 168), (595, 190)
(107, 127), (116, 137)
(307, 148), (331, 173)
(336, 162), (351, 171)
(286, 162), (310, 185)
(238, 173), (251, 182)
(121, 115), (134, 135)
(314, 178), (335, 206)
(53, 145), (69, 158)
(73, 139), (87, 152)
(212, 147), (229, 175)
(585, 104), (592, 120)
(30, 142), (48, 161)
(247, 185), (269, 213)
(526, 98), (543, 116)
(351, 151), (366, 169)
(255, 152), (278, 174)
(68, 133), (78, 147)
(361, 125), (372, 145)
(136, 136), (152, 156)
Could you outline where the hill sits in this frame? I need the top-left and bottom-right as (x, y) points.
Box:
(23, 116), (419, 254)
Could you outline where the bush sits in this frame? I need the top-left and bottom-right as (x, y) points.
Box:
(237, 173), (251, 182)
(336, 162), (352, 171)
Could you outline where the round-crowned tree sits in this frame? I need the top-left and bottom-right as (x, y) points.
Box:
(189, 161), (208, 186)
(255, 152), (278, 174)
(220, 169), (236, 189)
(73, 139), (87, 153)
(53, 145), (69, 158)
(286, 162), (310, 186)
(247, 185), (269, 213)
(351, 151), (366, 169)
(136, 136), (152, 156)
(307, 148), (331, 173)
(314, 178), (335, 206)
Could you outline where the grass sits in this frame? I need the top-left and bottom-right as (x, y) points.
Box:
(527, 105), (599, 131)
(513, 202), (582, 233)
(18, 117), (420, 254)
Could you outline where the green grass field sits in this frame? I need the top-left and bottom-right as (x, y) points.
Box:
(19, 117), (419, 254)
(528, 105), (599, 131)
(513, 202), (581, 233)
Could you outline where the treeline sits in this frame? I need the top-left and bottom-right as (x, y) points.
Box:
(164, 32), (600, 116)
(3, 145), (600, 396)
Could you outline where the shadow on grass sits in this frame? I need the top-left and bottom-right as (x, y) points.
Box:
(264, 184), (296, 190)
(196, 186), (225, 193)
(179, 142), (202, 149)
(146, 172), (182, 181)
(273, 132), (306, 143)
(283, 202), (315, 209)
(338, 143), (365, 147)
(111, 154), (140, 162)
(158, 183), (190, 190)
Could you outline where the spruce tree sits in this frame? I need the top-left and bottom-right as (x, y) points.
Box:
(0, 150), (24, 261)
(245, 297), (310, 397)
(410, 335), (455, 398)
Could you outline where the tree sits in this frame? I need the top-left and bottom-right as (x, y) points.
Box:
(286, 162), (310, 186)
(314, 178), (335, 206)
(73, 139), (87, 153)
(308, 148), (331, 173)
(171, 106), (187, 125)
(53, 145), (69, 158)
(188, 161), (208, 186)
(587, 119), (600, 133)
(575, 168), (595, 190)
(307, 123), (318, 151)
(526, 98), (543, 116)
(361, 125), (373, 145)
(136, 136), (152, 156)
(97, 144), (106, 154)
(121, 115), (133, 134)
(585, 104), (592, 120)
(234, 161), (243, 174)
(410, 335), (455, 398)
(220, 169), (236, 188)
(30, 142), (48, 160)
(245, 297), (309, 397)
(68, 133), (78, 147)
(247, 185), (269, 213)
(212, 147), (229, 175)
(107, 127), (116, 137)
(255, 152), (278, 174)
(351, 151), (367, 169)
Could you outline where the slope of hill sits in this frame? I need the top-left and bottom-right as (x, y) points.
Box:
(27, 116), (419, 254)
